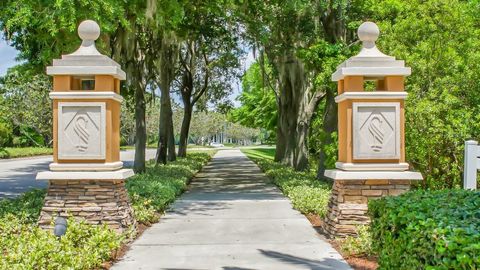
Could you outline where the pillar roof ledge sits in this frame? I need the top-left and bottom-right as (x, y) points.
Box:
(332, 22), (410, 81)
(46, 20), (126, 80)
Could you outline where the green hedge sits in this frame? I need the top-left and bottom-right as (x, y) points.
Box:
(126, 152), (214, 224)
(369, 190), (480, 269)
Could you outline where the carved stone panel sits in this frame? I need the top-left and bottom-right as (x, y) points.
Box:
(58, 102), (106, 160)
(353, 102), (400, 160)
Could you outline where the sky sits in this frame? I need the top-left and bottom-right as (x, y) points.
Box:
(229, 50), (255, 106)
(0, 37), (19, 76)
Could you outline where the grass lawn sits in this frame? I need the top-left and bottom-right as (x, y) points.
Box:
(120, 145), (158, 150)
(187, 144), (214, 149)
(242, 148), (275, 161)
(0, 147), (53, 159)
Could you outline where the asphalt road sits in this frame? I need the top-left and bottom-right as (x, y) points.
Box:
(0, 149), (157, 198)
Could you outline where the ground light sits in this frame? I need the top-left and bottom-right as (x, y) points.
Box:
(54, 217), (67, 238)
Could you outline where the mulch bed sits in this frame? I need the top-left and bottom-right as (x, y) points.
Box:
(305, 214), (379, 270)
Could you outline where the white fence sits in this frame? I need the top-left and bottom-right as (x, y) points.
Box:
(463, 140), (479, 190)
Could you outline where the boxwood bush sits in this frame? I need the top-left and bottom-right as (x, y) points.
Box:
(0, 214), (122, 269)
(0, 190), (123, 269)
(369, 190), (480, 269)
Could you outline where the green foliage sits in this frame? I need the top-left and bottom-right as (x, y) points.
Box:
(131, 198), (160, 226)
(0, 189), (122, 269)
(0, 189), (45, 222)
(0, 151), (214, 268)
(242, 148), (332, 217)
(339, 225), (374, 257)
(234, 0), (480, 188)
(0, 65), (52, 147)
(367, 0), (480, 189)
(13, 126), (45, 147)
(0, 121), (12, 147)
(369, 190), (480, 269)
(320, 131), (338, 169)
(0, 0), (127, 68)
(0, 215), (122, 270)
(230, 62), (277, 138)
(126, 152), (214, 224)
(288, 185), (331, 216)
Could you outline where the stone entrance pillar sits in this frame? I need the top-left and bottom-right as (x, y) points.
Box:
(36, 20), (135, 233)
(323, 22), (423, 238)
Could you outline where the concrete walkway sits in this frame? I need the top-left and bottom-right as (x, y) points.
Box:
(113, 149), (351, 270)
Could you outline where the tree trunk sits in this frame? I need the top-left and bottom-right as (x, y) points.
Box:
(133, 80), (146, 173)
(316, 87), (338, 179)
(155, 36), (178, 165)
(156, 86), (172, 165)
(274, 53), (313, 171)
(178, 103), (192, 157)
(167, 111), (176, 161)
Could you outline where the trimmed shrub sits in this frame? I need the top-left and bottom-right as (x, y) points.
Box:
(126, 152), (214, 224)
(0, 190), (122, 269)
(369, 190), (480, 269)
(339, 225), (374, 257)
(0, 214), (122, 270)
(0, 189), (46, 221)
(247, 155), (332, 217)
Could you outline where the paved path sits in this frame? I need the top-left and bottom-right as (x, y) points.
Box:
(0, 149), (157, 198)
(113, 149), (351, 270)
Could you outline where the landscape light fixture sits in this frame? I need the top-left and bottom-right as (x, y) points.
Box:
(54, 216), (67, 238)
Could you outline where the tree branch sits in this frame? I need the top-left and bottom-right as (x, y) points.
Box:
(192, 49), (210, 105)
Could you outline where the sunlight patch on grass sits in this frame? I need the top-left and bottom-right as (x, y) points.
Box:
(0, 147), (53, 159)
(242, 148), (275, 161)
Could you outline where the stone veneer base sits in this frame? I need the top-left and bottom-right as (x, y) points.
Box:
(322, 178), (420, 238)
(38, 179), (136, 234)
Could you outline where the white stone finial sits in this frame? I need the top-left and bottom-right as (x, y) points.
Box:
(78, 20), (100, 42)
(331, 21), (411, 81)
(354, 21), (388, 57)
(358, 22), (379, 44)
(70, 20), (101, 56)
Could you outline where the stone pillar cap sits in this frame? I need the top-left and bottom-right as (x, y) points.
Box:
(73, 20), (101, 56)
(46, 20), (126, 80)
(332, 21), (411, 81)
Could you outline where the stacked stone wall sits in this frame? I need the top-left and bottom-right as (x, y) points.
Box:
(323, 179), (414, 238)
(38, 179), (135, 233)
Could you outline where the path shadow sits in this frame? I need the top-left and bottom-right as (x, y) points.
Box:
(223, 267), (256, 270)
(257, 249), (348, 270)
(0, 160), (50, 198)
(166, 200), (229, 217)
